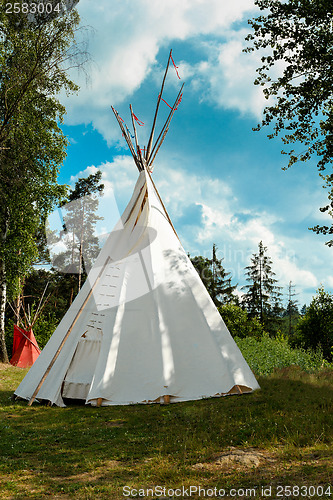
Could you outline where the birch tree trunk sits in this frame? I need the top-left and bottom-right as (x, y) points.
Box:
(0, 205), (9, 363)
(0, 258), (9, 363)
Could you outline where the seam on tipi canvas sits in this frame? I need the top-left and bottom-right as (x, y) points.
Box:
(131, 187), (148, 230)
(124, 183), (147, 225)
(120, 172), (146, 224)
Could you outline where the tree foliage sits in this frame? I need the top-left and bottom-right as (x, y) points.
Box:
(245, 0), (333, 172)
(292, 286), (333, 361)
(218, 303), (264, 339)
(0, 3), (87, 147)
(310, 181), (333, 246)
(242, 241), (282, 328)
(53, 170), (104, 293)
(0, 5), (86, 362)
(284, 280), (300, 335)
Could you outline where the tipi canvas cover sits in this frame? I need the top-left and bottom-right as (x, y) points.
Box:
(15, 169), (259, 406)
(15, 50), (259, 406)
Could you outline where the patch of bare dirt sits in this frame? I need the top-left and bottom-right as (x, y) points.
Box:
(63, 460), (121, 484)
(192, 447), (276, 471)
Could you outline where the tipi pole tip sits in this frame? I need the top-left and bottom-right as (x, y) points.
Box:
(111, 105), (142, 171)
(147, 82), (185, 167)
(129, 104), (145, 171)
(145, 50), (173, 161)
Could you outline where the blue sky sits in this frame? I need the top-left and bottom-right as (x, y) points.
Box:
(55, 0), (333, 307)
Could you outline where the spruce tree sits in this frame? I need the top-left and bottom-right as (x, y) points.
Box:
(242, 241), (282, 329)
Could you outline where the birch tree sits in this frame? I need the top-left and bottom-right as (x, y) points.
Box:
(0, 5), (86, 362)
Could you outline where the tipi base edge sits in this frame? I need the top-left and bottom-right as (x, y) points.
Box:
(84, 385), (256, 407)
(14, 384), (257, 407)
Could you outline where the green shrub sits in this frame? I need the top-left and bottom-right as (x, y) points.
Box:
(292, 287), (333, 361)
(32, 311), (59, 349)
(235, 333), (330, 376)
(219, 303), (264, 339)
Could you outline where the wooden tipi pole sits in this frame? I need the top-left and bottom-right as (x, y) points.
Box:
(145, 167), (179, 241)
(129, 104), (145, 170)
(110, 106), (141, 171)
(147, 83), (184, 167)
(145, 50), (172, 162)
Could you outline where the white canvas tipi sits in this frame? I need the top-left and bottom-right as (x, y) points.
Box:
(15, 51), (259, 407)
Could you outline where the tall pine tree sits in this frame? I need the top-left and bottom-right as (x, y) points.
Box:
(242, 241), (282, 329)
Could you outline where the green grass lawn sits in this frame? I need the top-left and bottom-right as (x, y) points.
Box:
(0, 363), (332, 499)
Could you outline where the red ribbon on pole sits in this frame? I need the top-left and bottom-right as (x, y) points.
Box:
(115, 110), (124, 122)
(133, 113), (144, 126)
(175, 93), (183, 110)
(159, 95), (173, 109)
(159, 93), (183, 111)
(170, 54), (181, 79)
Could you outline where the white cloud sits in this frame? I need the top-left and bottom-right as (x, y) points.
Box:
(63, 0), (261, 140)
(206, 36), (269, 117)
(70, 164), (99, 183)
(274, 256), (318, 289)
(154, 165), (326, 300)
(327, 276), (333, 288)
(70, 157), (136, 194)
(98, 160), (320, 294)
(182, 28), (280, 119)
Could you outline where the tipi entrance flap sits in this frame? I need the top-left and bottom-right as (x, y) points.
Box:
(62, 329), (103, 401)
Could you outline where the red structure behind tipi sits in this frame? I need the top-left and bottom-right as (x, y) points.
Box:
(10, 325), (41, 368)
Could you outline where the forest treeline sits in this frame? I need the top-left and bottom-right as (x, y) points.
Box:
(4, 208), (333, 365)
(190, 242), (333, 362)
